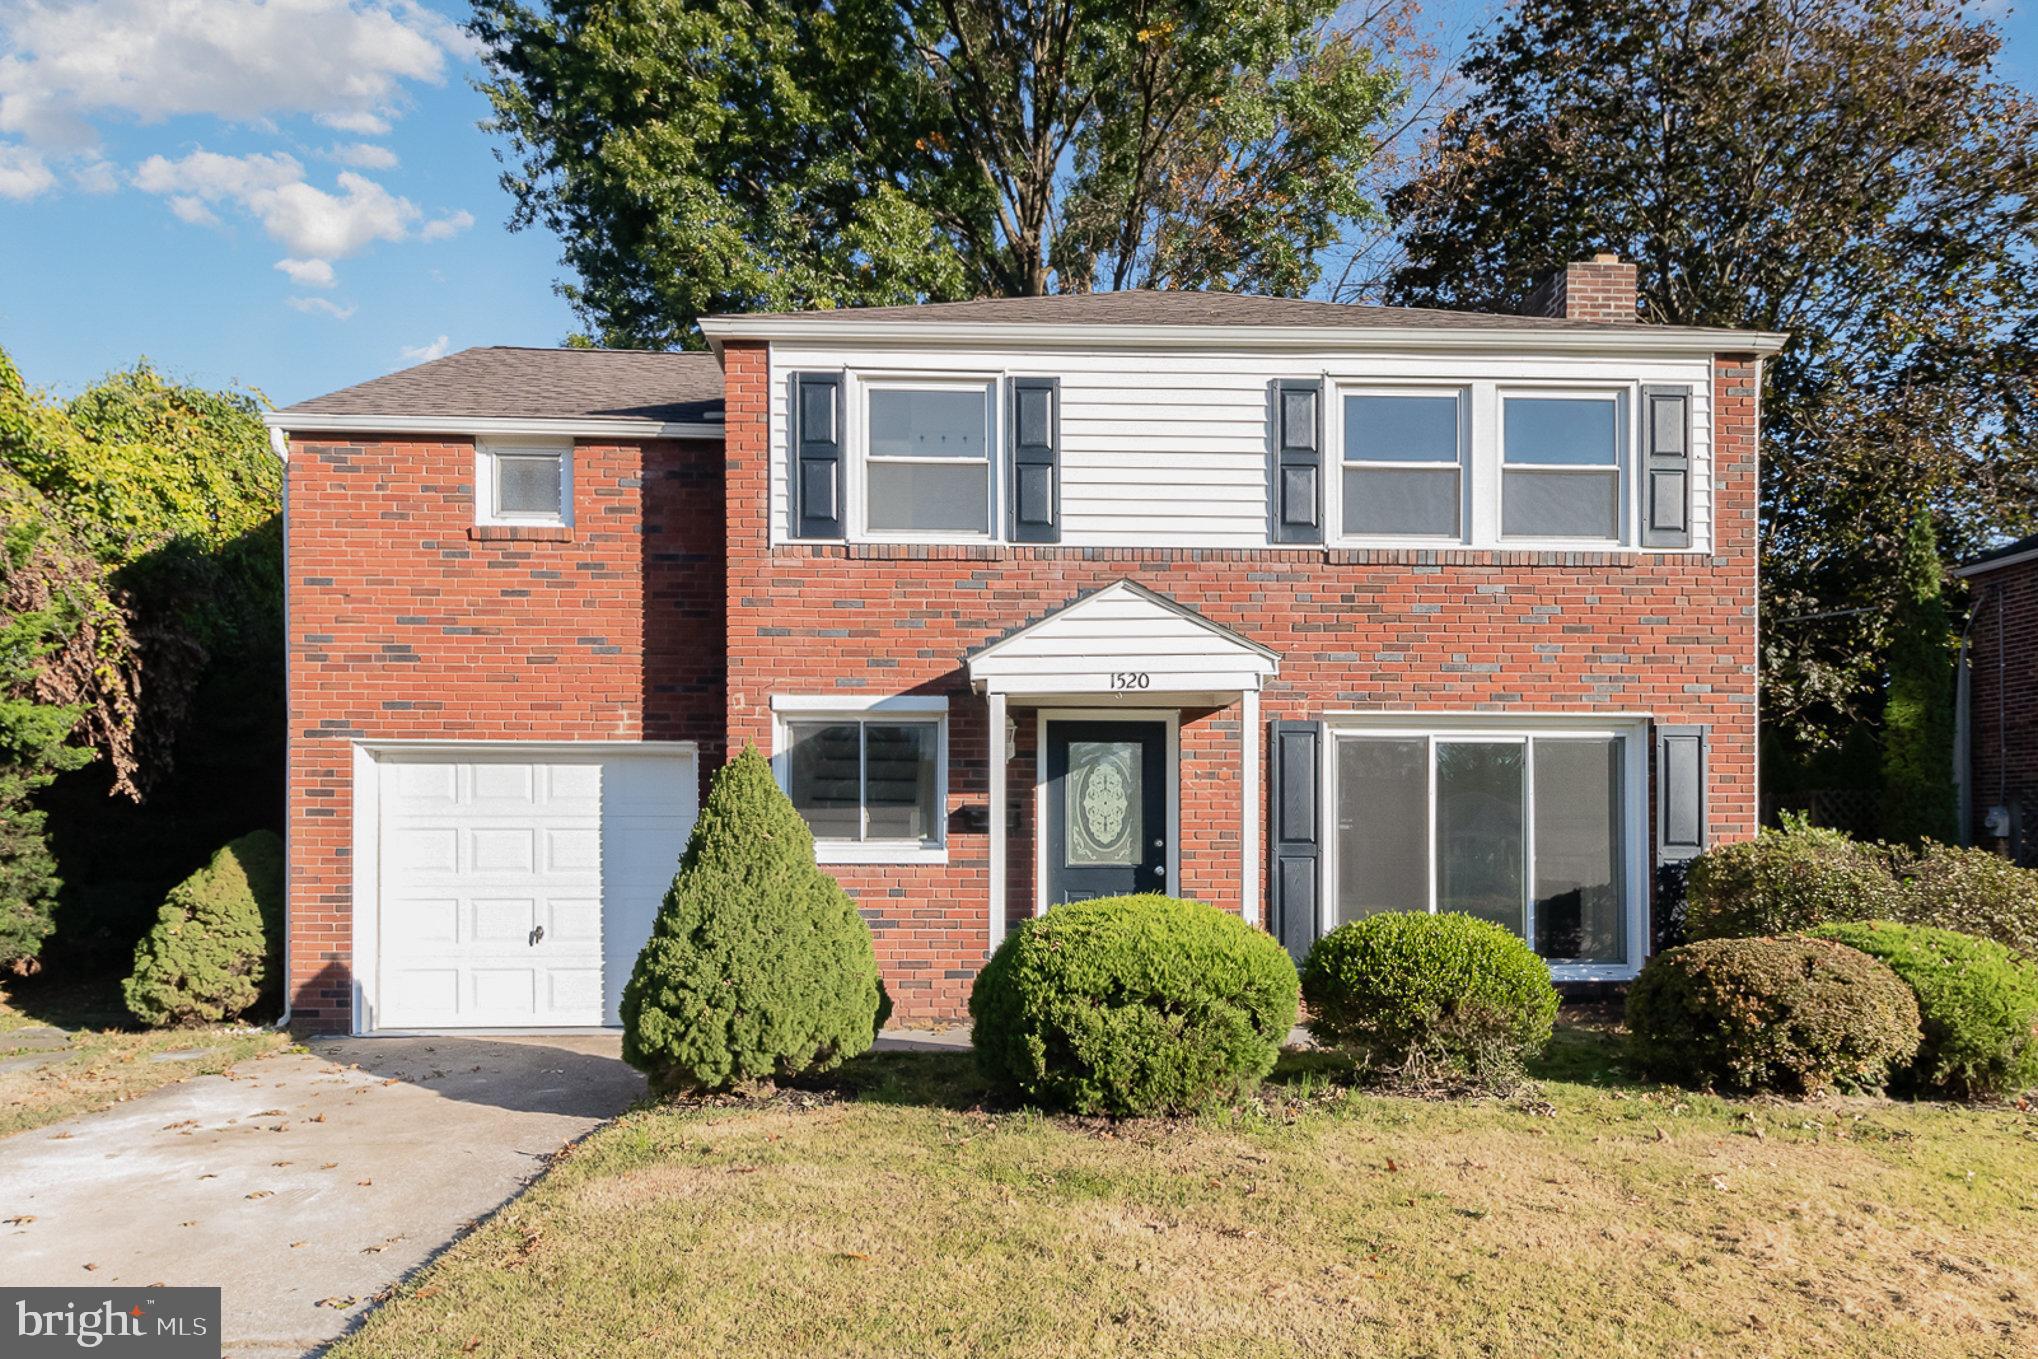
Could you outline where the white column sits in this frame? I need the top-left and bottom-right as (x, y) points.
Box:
(1242, 689), (1261, 926)
(987, 689), (1007, 950)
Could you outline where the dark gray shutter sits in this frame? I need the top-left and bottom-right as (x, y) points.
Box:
(1269, 720), (1323, 959)
(1008, 377), (1059, 543)
(1270, 379), (1323, 544)
(1655, 724), (1708, 861)
(795, 372), (844, 539)
(1641, 385), (1691, 549)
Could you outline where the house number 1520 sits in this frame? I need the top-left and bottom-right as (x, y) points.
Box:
(1110, 672), (1151, 690)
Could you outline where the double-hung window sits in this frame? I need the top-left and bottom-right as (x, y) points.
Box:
(1500, 392), (1625, 540)
(1332, 725), (1640, 971)
(863, 382), (993, 535)
(1341, 390), (1466, 538)
(782, 710), (946, 860)
(476, 441), (571, 526)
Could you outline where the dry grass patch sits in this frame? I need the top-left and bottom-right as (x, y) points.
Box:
(0, 983), (286, 1138)
(333, 1022), (2038, 1359)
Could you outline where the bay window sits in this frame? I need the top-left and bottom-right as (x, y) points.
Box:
(1331, 724), (1640, 971)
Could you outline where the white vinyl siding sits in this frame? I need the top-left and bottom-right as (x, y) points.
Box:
(767, 346), (1715, 552)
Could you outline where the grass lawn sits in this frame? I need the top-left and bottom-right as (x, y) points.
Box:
(0, 977), (288, 1139)
(332, 1015), (2038, 1359)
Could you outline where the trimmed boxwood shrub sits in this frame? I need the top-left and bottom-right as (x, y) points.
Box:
(969, 894), (1299, 1116)
(1685, 817), (1905, 942)
(1807, 921), (2038, 1101)
(1301, 912), (1559, 1091)
(1625, 936), (1922, 1095)
(620, 747), (884, 1094)
(124, 830), (283, 1027)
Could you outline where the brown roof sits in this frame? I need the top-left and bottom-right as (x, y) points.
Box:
(711, 288), (1692, 334)
(282, 346), (723, 424)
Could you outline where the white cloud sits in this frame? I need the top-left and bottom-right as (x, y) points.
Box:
(69, 154), (117, 192)
(400, 334), (450, 363)
(135, 149), (436, 260)
(0, 142), (56, 198)
(0, 2), (466, 152)
(274, 256), (335, 288)
(286, 295), (354, 320)
(419, 209), (473, 242)
(327, 142), (398, 170)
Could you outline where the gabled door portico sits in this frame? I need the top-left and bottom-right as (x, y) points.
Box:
(966, 580), (1280, 945)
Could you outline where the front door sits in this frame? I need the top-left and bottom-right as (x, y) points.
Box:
(1045, 720), (1168, 904)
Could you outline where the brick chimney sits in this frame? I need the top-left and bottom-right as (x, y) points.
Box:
(1525, 253), (1639, 323)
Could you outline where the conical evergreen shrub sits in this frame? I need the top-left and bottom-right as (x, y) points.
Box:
(621, 746), (884, 1092)
(123, 830), (283, 1027)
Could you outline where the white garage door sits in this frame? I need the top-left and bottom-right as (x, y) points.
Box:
(370, 747), (697, 1030)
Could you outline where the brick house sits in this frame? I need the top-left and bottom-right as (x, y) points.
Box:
(266, 259), (1783, 1032)
(1957, 532), (2038, 865)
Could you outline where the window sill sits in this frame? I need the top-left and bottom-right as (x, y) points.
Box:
(814, 843), (948, 866)
(470, 524), (574, 542)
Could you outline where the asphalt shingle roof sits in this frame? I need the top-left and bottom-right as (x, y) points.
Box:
(280, 346), (724, 423)
(712, 288), (1684, 334)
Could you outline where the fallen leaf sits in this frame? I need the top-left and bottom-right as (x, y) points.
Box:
(82, 1263), (97, 1272)
(180, 1221), (197, 1228)
(5, 1215), (35, 1225)
(461, 1337), (481, 1354)
(315, 1296), (356, 1310)
(356, 1179), (374, 1187)
(49, 1132), (72, 1141)
(245, 1191), (273, 1200)
(320, 1162), (338, 1170)
(272, 1161), (292, 1168)
(162, 1120), (197, 1131)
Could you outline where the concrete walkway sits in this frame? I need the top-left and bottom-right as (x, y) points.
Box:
(0, 1034), (643, 1358)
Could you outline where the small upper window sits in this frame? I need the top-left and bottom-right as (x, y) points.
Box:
(478, 442), (570, 526)
(863, 384), (992, 535)
(1342, 392), (1464, 538)
(1501, 395), (1621, 540)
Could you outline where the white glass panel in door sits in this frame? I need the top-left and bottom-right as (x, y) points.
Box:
(1065, 740), (1142, 866)
(1532, 738), (1625, 963)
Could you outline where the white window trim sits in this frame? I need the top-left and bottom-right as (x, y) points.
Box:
(770, 696), (950, 864)
(1319, 713), (1649, 982)
(1495, 386), (1631, 549)
(850, 374), (1000, 544)
(475, 438), (573, 527)
(1330, 381), (1471, 546)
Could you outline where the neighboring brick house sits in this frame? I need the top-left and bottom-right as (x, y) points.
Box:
(1957, 532), (2038, 866)
(267, 260), (1782, 1031)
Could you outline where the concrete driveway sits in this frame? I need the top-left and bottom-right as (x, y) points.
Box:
(0, 1034), (643, 1357)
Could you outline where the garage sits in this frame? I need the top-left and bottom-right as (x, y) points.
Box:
(358, 744), (698, 1032)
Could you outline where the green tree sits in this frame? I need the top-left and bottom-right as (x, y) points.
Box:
(0, 501), (123, 968)
(1385, 0), (2038, 754)
(0, 346), (277, 790)
(470, 0), (1412, 347)
(1880, 509), (1957, 844)
(620, 747), (884, 1092)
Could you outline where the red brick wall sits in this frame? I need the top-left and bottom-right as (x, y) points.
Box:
(724, 341), (1762, 1021)
(1968, 554), (2038, 864)
(283, 434), (725, 1028)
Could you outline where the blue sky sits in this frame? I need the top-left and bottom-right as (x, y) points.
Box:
(1, 0), (2033, 407)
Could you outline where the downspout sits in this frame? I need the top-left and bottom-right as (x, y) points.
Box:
(1955, 586), (1982, 846)
(267, 426), (294, 1031)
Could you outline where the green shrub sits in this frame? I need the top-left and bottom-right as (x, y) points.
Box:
(1894, 842), (2038, 960)
(1301, 912), (1558, 1091)
(1625, 936), (1921, 1095)
(122, 830), (283, 1027)
(1685, 816), (1905, 941)
(969, 894), (1299, 1116)
(620, 747), (884, 1094)
(1807, 921), (2038, 1100)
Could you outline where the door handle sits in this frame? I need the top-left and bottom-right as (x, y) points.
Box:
(529, 924), (545, 947)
